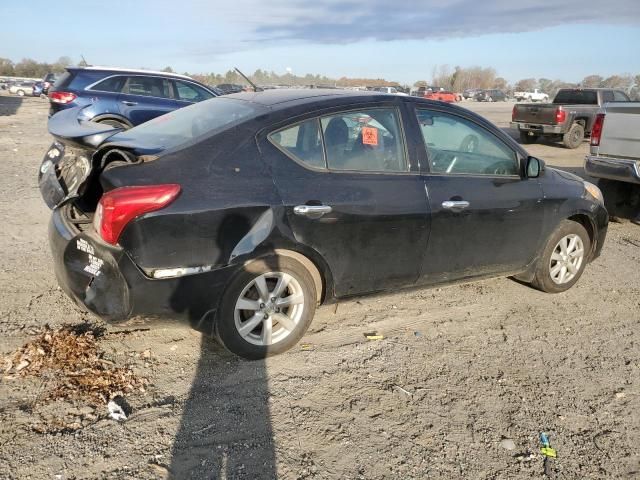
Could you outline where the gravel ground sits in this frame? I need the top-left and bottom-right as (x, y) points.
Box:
(0, 94), (638, 479)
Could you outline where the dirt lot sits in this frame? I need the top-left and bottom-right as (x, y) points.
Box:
(0, 94), (638, 479)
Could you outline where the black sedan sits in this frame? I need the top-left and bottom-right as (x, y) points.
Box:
(38, 90), (608, 359)
(476, 89), (508, 102)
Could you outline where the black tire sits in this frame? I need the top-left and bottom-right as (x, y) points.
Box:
(215, 256), (317, 359)
(97, 119), (130, 130)
(562, 123), (584, 149)
(519, 131), (539, 144)
(530, 220), (591, 293)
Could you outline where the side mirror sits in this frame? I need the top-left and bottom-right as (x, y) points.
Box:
(526, 156), (544, 178)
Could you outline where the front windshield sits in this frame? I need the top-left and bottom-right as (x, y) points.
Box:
(125, 97), (267, 150)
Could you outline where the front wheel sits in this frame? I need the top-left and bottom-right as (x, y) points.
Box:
(215, 256), (317, 359)
(530, 220), (591, 293)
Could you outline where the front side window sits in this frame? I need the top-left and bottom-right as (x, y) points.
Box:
(124, 76), (171, 98)
(416, 109), (518, 176)
(270, 119), (325, 169)
(320, 108), (407, 172)
(613, 91), (630, 102)
(174, 80), (214, 102)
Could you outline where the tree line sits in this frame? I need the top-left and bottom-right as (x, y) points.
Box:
(2, 57), (638, 99)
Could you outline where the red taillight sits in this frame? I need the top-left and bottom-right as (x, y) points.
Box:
(49, 91), (77, 104)
(511, 105), (517, 121)
(591, 113), (605, 146)
(95, 185), (181, 245)
(555, 107), (566, 124)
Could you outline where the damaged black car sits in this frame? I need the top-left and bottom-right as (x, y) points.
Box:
(39, 90), (608, 359)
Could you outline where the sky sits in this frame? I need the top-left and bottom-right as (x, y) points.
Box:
(1, 0), (639, 84)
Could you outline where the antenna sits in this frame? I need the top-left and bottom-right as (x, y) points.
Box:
(235, 67), (261, 92)
(80, 54), (90, 66)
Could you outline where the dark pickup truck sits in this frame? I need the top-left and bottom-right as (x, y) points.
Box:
(511, 88), (631, 149)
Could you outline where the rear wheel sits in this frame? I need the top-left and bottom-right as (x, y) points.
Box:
(215, 256), (317, 359)
(531, 220), (591, 293)
(519, 131), (539, 144)
(562, 122), (584, 149)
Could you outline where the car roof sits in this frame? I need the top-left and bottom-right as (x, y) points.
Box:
(224, 88), (401, 107)
(67, 66), (192, 80)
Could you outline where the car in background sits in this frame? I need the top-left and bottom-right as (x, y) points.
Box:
(9, 81), (35, 96)
(584, 102), (640, 220)
(216, 83), (246, 95)
(38, 90), (607, 359)
(476, 89), (507, 102)
(43, 73), (59, 95)
(462, 89), (481, 100)
(514, 89), (549, 102)
(48, 66), (218, 129)
(424, 90), (459, 102)
(374, 86), (408, 96)
(511, 88), (631, 148)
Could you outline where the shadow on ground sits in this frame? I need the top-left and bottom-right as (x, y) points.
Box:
(0, 95), (24, 116)
(169, 336), (277, 479)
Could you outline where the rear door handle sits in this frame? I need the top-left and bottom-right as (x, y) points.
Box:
(121, 101), (138, 106)
(442, 200), (470, 210)
(293, 205), (332, 219)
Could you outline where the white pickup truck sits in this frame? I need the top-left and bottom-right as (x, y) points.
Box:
(585, 102), (640, 221)
(514, 89), (549, 102)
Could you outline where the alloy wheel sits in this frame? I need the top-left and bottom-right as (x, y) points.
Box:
(549, 234), (584, 284)
(234, 272), (305, 346)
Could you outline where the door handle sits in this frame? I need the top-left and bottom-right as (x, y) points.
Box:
(293, 205), (332, 219)
(442, 200), (470, 210)
(121, 101), (138, 106)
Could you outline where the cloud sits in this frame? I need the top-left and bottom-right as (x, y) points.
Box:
(246, 0), (640, 44)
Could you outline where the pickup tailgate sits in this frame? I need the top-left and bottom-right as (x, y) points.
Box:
(597, 103), (640, 159)
(513, 104), (558, 125)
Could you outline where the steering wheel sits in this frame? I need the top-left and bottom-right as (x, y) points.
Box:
(484, 161), (515, 175)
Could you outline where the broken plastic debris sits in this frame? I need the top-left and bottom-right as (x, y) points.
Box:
(108, 397), (129, 421)
(364, 332), (384, 341)
(300, 343), (314, 351)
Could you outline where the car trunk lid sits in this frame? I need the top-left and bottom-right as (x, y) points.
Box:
(39, 107), (122, 209)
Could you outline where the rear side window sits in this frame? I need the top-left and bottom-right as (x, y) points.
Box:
(67, 70), (110, 90)
(321, 108), (406, 172)
(553, 90), (598, 105)
(416, 109), (518, 176)
(89, 76), (126, 93)
(270, 119), (325, 169)
(174, 80), (214, 102)
(124, 76), (171, 98)
(270, 108), (408, 173)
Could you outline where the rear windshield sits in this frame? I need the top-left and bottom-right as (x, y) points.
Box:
(56, 70), (111, 91)
(124, 97), (266, 150)
(553, 90), (598, 105)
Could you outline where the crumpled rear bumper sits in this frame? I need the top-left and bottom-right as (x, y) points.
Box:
(49, 206), (237, 331)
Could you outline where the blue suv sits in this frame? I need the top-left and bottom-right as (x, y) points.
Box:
(48, 67), (217, 129)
